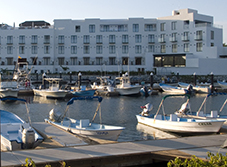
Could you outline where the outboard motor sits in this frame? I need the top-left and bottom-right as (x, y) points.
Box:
(141, 103), (153, 116)
(175, 102), (190, 116)
(186, 84), (193, 93)
(49, 108), (63, 122)
(22, 127), (35, 149)
(143, 86), (149, 97)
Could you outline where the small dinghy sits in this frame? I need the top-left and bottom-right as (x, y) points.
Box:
(0, 97), (43, 151)
(45, 96), (125, 141)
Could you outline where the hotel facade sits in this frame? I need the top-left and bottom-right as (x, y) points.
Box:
(1, 8), (227, 75)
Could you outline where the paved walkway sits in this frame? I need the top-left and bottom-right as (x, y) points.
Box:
(2, 131), (227, 166)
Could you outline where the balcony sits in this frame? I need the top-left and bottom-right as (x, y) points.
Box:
(181, 36), (190, 41)
(194, 35), (203, 41)
(158, 38), (165, 43)
(169, 37), (177, 42)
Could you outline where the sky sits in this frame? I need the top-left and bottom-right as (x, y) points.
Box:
(1, 0), (227, 43)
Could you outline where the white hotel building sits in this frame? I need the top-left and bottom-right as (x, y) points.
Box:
(1, 8), (227, 75)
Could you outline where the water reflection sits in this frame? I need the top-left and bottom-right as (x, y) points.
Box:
(136, 123), (178, 140)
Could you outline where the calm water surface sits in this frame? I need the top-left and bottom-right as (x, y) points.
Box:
(1, 93), (226, 142)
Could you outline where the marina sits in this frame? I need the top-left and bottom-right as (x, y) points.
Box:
(1, 91), (227, 166)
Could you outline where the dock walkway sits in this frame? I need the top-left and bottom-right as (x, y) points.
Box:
(2, 122), (227, 167)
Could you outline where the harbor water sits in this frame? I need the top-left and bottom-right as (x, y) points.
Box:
(1, 93), (227, 142)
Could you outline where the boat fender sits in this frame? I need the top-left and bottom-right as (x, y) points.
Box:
(22, 127), (35, 149)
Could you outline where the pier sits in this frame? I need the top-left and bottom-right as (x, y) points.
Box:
(2, 122), (227, 167)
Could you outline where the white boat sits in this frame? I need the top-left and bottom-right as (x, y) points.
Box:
(33, 78), (69, 98)
(178, 82), (211, 94)
(115, 73), (141, 96)
(136, 94), (225, 133)
(45, 96), (125, 141)
(0, 97), (43, 151)
(217, 80), (227, 89)
(159, 83), (190, 94)
(0, 73), (19, 98)
(13, 58), (34, 91)
(175, 92), (227, 123)
(91, 76), (115, 93)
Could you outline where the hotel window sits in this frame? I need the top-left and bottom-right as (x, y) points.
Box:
(211, 31), (214, 40)
(19, 35), (25, 44)
(122, 57), (129, 65)
(109, 35), (115, 44)
(43, 57), (50, 65)
(170, 33), (177, 42)
(148, 34), (155, 43)
(172, 44), (177, 53)
(58, 35), (64, 44)
(70, 57), (77, 65)
(58, 46), (64, 54)
(31, 35), (38, 44)
(71, 46), (77, 54)
(159, 34), (165, 43)
(135, 45), (142, 54)
(145, 24), (156, 31)
(160, 23), (166, 31)
(71, 35), (77, 43)
(96, 57), (103, 65)
(31, 46), (37, 54)
(6, 57), (13, 65)
(196, 42), (203, 52)
(19, 46), (25, 54)
(96, 45), (102, 54)
(75, 25), (80, 32)
(96, 35), (102, 44)
(109, 45), (116, 54)
(44, 35), (50, 44)
(58, 57), (65, 65)
(195, 30), (203, 40)
(109, 57), (116, 65)
(184, 43), (189, 52)
(154, 55), (186, 67)
(135, 57), (142, 65)
(7, 46), (13, 54)
(135, 34), (142, 43)
(161, 45), (166, 53)
(83, 35), (90, 44)
(83, 46), (90, 54)
(7, 36), (13, 44)
(148, 45), (155, 52)
(183, 20), (189, 29)
(44, 46), (50, 54)
(171, 21), (177, 30)
(83, 57), (90, 65)
(133, 24), (139, 32)
(89, 25), (95, 33)
(182, 32), (189, 41)
(122, 35), (128, 43)
(122, 45), (128, 54)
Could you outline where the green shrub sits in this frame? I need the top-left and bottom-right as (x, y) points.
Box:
(167, 152), (227, 167)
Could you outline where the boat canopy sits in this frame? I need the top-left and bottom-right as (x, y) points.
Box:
(162, 94), (190, 100)
(0, 97), (27, 102)
(67, 96), (103, 105)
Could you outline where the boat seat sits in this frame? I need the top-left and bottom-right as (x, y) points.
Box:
(187, 119), (195, 122)
(155, 115), (162, 120)
(211, 110), (218, 118)
(79, 119), (90, 128)
(170, 114), (177, 121)
(1, 124), (9, 136)
(62, 120), (71, 127)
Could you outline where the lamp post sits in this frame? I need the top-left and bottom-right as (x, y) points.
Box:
(78, 72), (82, 90)
(70, 71), (72, 83)
(193, 72), (197, 86)
(150, 72), (153, 89)
(210, 72), (214, 93)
